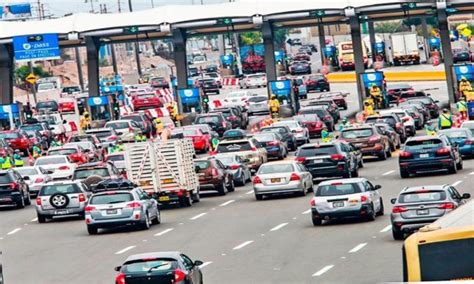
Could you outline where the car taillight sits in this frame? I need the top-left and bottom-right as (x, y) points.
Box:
(368, 136), (380, 143)
(323, 115), (331, 121)
(392, 206), (407, 213)
(290, 173), (300, 181)
(402, 117), (410, 122)
(174, 269), (186, 282)
(107, 135), (118, 141)
(436, 147), (451, 156)
(35, 177), (44, 183)
(9, 182), (17, 190)
(395, 123), (403, 129)
(253, 176), (262, 184)
(79, 193), (86, 202)
(310, 199), (316, 206)
(360, 195), (368, 203)
(438, 202), (455, 210)
(222, 122), (227, 128)
(251, 147), (257, 151)
(85, 205), (96, 212)
(36, 197), (42, 206)
(129, 127), (134, 132)
(230, 165), (240, 170)
(399, 151), (412, 158)
(267, 141), (279, 146)
(295, 157), (306, 163)
(330, 154), (344, 161)
(211, 168), (218, 177)
(127, 201), (141, 209)
(58, 166), (70, 170)
(465, 140), (473, 145)
(115, 273), (126, 284)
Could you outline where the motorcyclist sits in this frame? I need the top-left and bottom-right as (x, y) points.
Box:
(268, 95), (280, 118)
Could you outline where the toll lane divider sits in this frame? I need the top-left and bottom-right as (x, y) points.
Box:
(327, 70), (446, 83)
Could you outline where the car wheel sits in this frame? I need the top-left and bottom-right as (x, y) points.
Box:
(400, 169), (409, 178)
(227, 179), (235, 192)
(217, 180), (227, 196)
(255, 194), (263, 201)
(457, 158), (463, 170)
(312, 214), (322, 226)
(366, 204), (376, 221)
(390, 142), (396, 152)
(358, 159), (364, 168)
(386, 147), (392, 158)
(342, 169), (352, 179)
(37, 213), (47, 223)
(24, 191), (31, 206)
(449, 162), (458, 174)
(141, 212), (151, 230)
(291, 141), (297, 151)
(180, 194), (193, 207)
(192, 191), (201, 203)
(376, 198), (384, 216)
(16, 194), (25, 209)
(392, 227), (404, 240)
(87, 225), (98, 235)
(352, 167), (359, 177)
(379, 150), (387, 161)
(297, 185), (306, 197)
(152, 208), (161, 225)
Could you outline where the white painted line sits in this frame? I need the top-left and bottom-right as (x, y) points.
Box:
(115, 245), (136, 255)
(7, 228), (21, 235)
(190, 213), (207, 220)
(219, 200), (235, 207)
(302, 209), (311, 215)
(199, 261), (213, 269)
(452, 180), (463, 187)
(312, 265), (335, 277)
(349, 243), (367, 253)
(469, 172), (474, 175)
(382, 170), (395, 176)
(31, 218), (38, 222)
(245, 190), (254, 195)
(380, 225), (392, 233)
(233, 240), (254, 250)
(154, 228), (174, 237)
(270, 223), (288, 232)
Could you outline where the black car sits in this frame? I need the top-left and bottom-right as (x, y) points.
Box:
(122, 113), (156, 137)
(405, 97), (440, 119)
(305, 74), (330, 92)
(296, 141), (359, 179)
(194, 113), (230, 137)
(229, 105), (248, 128)
(36, 100), (59, 113)
(149, 77), (169, 89)
(205, 64), (218, 73)
(260, 126), (297, 151)
(398, 100), (430, 122)
(399, 135), (462, 178)
(114, 252), (203, 284)
(0, 170), (31, 208)
(188, 67), (199, 77)
(374, 123), (401, 151)
(453, 48), (471, 63)
(197, 78), (220, 94)
(289, 61), (311, 75)
(287, 38), (302, 46)
(209, 108), (243, 129)
(253, 132), (287, 160)
(298, 106), (335, 131)
(306, 100), (340, 121)
(365, 114), (407, 143)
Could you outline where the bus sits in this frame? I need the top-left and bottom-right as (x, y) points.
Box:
(402, 199), (474, 281)
(337, 41), (368, 71)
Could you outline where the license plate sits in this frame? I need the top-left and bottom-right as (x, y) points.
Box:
(55, 209), (68, 215)
(271, 178), (281, 183)
(420, 154), (429, 158)
(333, 201), (344, 208)
(0, 198), (11, 202)
(417, 209), (429, 215)
(106, 209), (117, 214)
(159, 196), (170, 202)
(313, 159), (323, 164)
(163, 178), (174, 184)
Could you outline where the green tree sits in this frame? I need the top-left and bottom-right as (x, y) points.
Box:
(239, 32), (263, 45)
(402, 17), (438, 29)
(374, 21), (407, 33)
(274, 29), (289, 49)
(14, 65), (50, 82)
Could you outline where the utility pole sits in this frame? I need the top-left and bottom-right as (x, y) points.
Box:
(128, 0), (143, 78)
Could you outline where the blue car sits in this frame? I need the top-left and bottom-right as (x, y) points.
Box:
(253, 132), (287, 160)
(440, 128), (474, 157)
(399, 135), (463, 178)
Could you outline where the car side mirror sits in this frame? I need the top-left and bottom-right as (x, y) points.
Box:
(47, 170), (54, 174)
(462, 193), (471, 199)
(114, 266), (121, 272)
(374, 185), (382, 190)
(434, 100), (439, 103)
(390, 198), (397, 204)
(194, 260), (204, 267)
(23, 176), (30, 181)
(63, 120), (67, 124)
(195, 166), (200, 172)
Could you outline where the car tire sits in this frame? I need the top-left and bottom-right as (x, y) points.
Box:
(16, 194), (25, 209)
(342, 170), (351, 179)
(255, 194), (263, 201)
(180, 194), (193, 207)
(352, 167), (359, 177)
(386, 147), (392, 158)
(392, 227), (404, 240)
(37, 213), (47, 223)
(457, 159), (463, 170)
(366, 204), (376, 221)
(192, 191), (200, 203)
(24, 191), (31, 206)
(449, 162), (458, 174)
(291, 141), (297, 151)
(87, 225), (98, 235)
(141, 212), (151, 230)
(379, 150), (387, 161)
(217, 180), (227, 196)
(358, 159), (364, 168)
(152, 209), (161, 225)
(297, 186), (306, 197)
(227, 179), (235, 192)
(312, 214), (322, 226)
(390, 142), (396, 152)
(376, 198), (384, 216)
(400, 169), (409, 178)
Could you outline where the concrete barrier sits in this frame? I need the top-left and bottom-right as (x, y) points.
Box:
(327, 70), (447, 83)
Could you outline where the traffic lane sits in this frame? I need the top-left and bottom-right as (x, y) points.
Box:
(0, 204), (36, 237)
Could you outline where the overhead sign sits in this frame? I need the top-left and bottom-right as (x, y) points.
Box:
(0, 3), (31, 21)
(25, 73), (37, 84)
(310, 10), (325, 17)
(88, 96), (110, 106)
(269, 80), (292, 97)
(217, 18), (232, 25)
(13, 33), (60, 62)
(123, 26), (139, 34)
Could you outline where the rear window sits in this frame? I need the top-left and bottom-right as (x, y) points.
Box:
(90, 193), (133, 204)
(217, 156), (235, 165)
(398, 191), (446, 203)
(0, 132), (20, 139)
(405, 139), (442, 148)
(183, 129), (198, 136)
(316, 183), (361, 196)
(122, 259), (177, 274)
(297, 145), (338, 157)
(21, 125), (43, 132)
(106, 122), (129, 129)
(195, 161), (210, 170)
(15, 168), (39, 176)
(0, 173), (13, 184)
(35, 157), (67, 165)
(365, 117), (396, 127)
(299, 108), (326, 117)
(442, 130), (468, 139)
(196, 116), (221, 124)
(259, 164), (294, 174)
(106, 155), (124, 162)
(248, 96), (267, 103)
(49, 148), (78, 156)
(294, 115), (319, 122)
(341, 129), (373, 139)
(73, 168), (110, 180)
(40, 184), (80, 195)
(216, 142), (252, 153)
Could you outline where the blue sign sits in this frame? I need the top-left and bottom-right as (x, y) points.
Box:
(0, 4), (31, 20)
(323, 45), (336, 57)
(449, 30), (459, 41)
(179, 88), (200, 105)
(13, 33), (60, 62)
(0, 104), (20, 119)
(270, 80), (292, 97)
(100, 75), (123, 95)
(88, 96), (110, 106)
(374, 42), (385, 53)
(428, 37), (441, 49)
(274, 51), (285, 62)
(362, 72), (384, 86)
(220, 54), (234, 66)
(454, 64), (474, 82)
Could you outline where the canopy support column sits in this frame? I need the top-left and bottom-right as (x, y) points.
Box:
(74, 47), (85, 92)
(111, 44), (118, 75)
(262, 21), (277, 82)
(318, 24), (326, 65)
(0, 44), (13, 105)
(349, 15), (366, 110)
(368, 21), (377, 61)
(437, 7), (456, 105)
(173, 28), (188, 114)
(85, 36), (100, 97)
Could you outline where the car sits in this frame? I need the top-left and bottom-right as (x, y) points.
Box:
(405, 96), (440, 119)
(214, 138), (267, 171)
(65, 141), (103, 162)
(314, 92), (348, 110)
(365, 114), (407, 143)
(209, 107), (245, 130)
(105, 153), (126, 172)
(15, 166), (52, 197)
(184, 124), (218, 141)
(36, 100), (59, 113)
(310, 178), (384, 225)
(0, 130), (32, 155)
(215, 154), (252, 186)
(61, 85), (81, 97)
(221, 129), (247, 141)
(460, 120), (474, 135)
(287, 38), (302, 46)
(34, 155), (77, 180)
(298, 106), (335, 131)
(173, 128), (210, 153)
(452, 47), (471, 63)
(298, 46), (312, 55)
(439, 128), (474, 158)
(196, 78), (220, 94)
(194, 158), (234, 195)
(48, 146), (89, 164)
(0, 139), (13, 158)
(272, 120), (310, 145)
(295, 141), (359, 179)
(0, 169), (31, 208)
(131, 93), (163, 110)
(188, 66), (199, 77)
(58, 98), (76, 113)
(122, 113), (156, 138)
(73, 161), (122, 185)
(85, 128), (119, 149)
(114, 252), (203, 284)
(35, 181), (90, 223)
(390, 185), (470, 240)
(293, 52), (311, 62)
(193, 55), (207, 64)
(400, 105), (425, 130)
(35, 113), (67, 138)
(387, 83), (413, 102)
(253, 161), (313, 200)
(85, 179), (161, 234)
(24, 130), (48, 150)
(339, 126), (392, 160)
(289, 61), (311, 75)
(194, 113), (230, 137)
(221, 90), (254, 109)
(374, 123), (401, 151)
(20, 122), (53, 144)
(399, 135), (463, 178)
(205, 72), (222, 87)
(229, 105), (249, 128)
(253, 132), (287, 160)
(105, 120), (142, 142)
(149, 76), (169, 89)
(306, 99), (340, 121)
(398, 100), (430, 122)
(306, 74), (330, 93)
(205, 64), (219, 73)
(260, 125), (297, 151)
(247, 96), (269, 116)
(379, 109), (416, 137)
(294, 114), (325, 138)
(303, 43), (318, 52)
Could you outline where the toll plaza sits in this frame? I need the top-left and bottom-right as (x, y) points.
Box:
(269, 80), (298, 116)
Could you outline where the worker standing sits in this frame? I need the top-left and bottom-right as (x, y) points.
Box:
(154, 118), (164, 135)
(363, 100), (376, 117)
(32, 145), (42, 159)
(321, 126), (333, 143)
(368, 84), (383, 109)
(13, 149), (24, 167)
(457, 97), (468, 120)
(268, 95), (280, 119)
(80, 111), (91, 131)
(0, 153), (12, 170)
(438, 109), (453, 130)
(134, 132), (147, 142)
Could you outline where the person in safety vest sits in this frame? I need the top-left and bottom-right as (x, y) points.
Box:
(134, 132), (147, 142)
(0, 153), (12, 170)
(80, 111), (91, 131)
(321, 126), (333, 143)
(438, 108), (453, 130)
(369, 84), (383, 109)
(459, 77), (474, 101)
(32, 145), (42, 159)
(110, 140), (125, 153)
(154, 118), (164, 134)
(457, 97), (468, 120)
(425, 123), (437, 136)
(268, 95), (280, 118)
(363, 99), (376, 117)
(13, 149), (24, 167)
(51, 140), (62, 147)
(337, 117), (351, 132)
(167, 103), (178, 123)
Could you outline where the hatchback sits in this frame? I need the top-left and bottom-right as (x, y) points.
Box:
(15, 166), (52, 197)
(0, 170), (30, 208)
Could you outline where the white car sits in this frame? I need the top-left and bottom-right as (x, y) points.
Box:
(15, 166), (52, 197)
(239, 73), (267, 89)
(36, 113), (66, 137)
(105, 152), (126, 171)
(379, 109), (416, 137)
(105, 120), (142, 142)
(461, 121), (474, 135)
(221, 91), (254, 108)
(34, 155), (77, 181)
(205, 72), (222, 87)
(272, 120), (310, 145)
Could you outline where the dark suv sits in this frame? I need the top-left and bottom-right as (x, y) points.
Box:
(195, 158), (234, 195)
(260, 125), (297, 151)
(194, 113), (230, 137)
(0, 170), (31, 208)
(196, 78), (220, 94)
(306, 100), (340, 121)
(298, 106), (335, 131)
(73, 162), (123, 188)
(365, 114), (407, 143)
(122, 113), (156, 138)
(339, 126), (392, 160)
(209, 108), (243, 129)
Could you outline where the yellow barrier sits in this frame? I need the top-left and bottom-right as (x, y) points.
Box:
(327, 70), (446, 83)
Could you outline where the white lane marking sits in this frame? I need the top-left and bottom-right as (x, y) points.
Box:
(154, 228), (174, 237)
(452, 180), (463, 187)
(469, 172), (474, 175)
(270, 223), (289, 232)
(312, 265), (335, 277)
(199, 261), (213, 269)
(190, 213), (207, 220)
(31, 218), (38, 222)
(349, 243), (367, 253)
(219, 200), (235, 207)
(302, 209), (311, 215)
(115, 245), (136, 255)
(382, 170), (395, 176)
(233, 240), (254, 250)
(7, 228), (21, 235)
(245, 190), (254, 195)
(380, 225), (392, 233)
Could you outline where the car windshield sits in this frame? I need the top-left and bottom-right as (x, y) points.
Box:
(106, 155), (124, 162)
(106, 122), (129, 129)
(195, 161), (210, 170)
(35, 157), (67, 165)
(461, 122), (474, 130)
(49, 148), (77, 156)
(365, 117), (396, 127)
(342, 129), (374, 139)
(253, 134), (275, 142)
(21, 124), (43, 132)
(409, 97), (434, 104)
(122, 259), (177, 274)
(398, 191), (447, 203)
(248, 96), (267, 103)
(0, 173), (12, 184)
(316, 183), (361, 196)
(297, 145), (338, 157)
(216, 142), (252, 153)
(74, 168), (110, 179)
(90, 193), (133, 204)
(37, 115), (58, 125)
(405, 139), (442, 149)
(0, 132), (20, 139)
(259, 163), (294, 174)
(196, 116), (220, 124)
(15, 168), (39, 176)
(40, 184), (80, 195)
(227, 92), (248, 98)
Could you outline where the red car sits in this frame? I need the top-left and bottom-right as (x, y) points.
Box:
(294, 114), (325, 138)
(58, 98), (76, 113)
(47, 145), (89, 164)
(132, 93), (162, 110)
(0, 130), (32, 155)
(174, 128), (210, 153)
(294, 52), (311, 62)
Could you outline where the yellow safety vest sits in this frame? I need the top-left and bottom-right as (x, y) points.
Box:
(440, 114), (452, 127)
(14, 157), (24, 167)
(457, 101), (467, 112)
(2, 158), (12, 169)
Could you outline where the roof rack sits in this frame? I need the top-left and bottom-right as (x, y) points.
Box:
(93, 178), (137, 193)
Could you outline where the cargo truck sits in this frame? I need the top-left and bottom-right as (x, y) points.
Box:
(390, 32), (420, 66)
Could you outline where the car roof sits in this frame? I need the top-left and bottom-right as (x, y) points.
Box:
(37, 155), (68, 159)
(86, 128), (112, 132)
(318, 178), (366, 186)
(218, 139), (250, 144)
(261, 160), (297, 166)
(406, 135), (442, 142)
(124, 252), (181, 262)
(300, 142), (339, 148)
(106, 120), (133, 124)
(76, 162), (110, 169)
(402, 185), (447, 193)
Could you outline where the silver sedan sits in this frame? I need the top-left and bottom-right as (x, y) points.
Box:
(253, 161), (313, 200)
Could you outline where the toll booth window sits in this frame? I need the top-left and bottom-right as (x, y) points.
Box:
(90, 105), (110, 121)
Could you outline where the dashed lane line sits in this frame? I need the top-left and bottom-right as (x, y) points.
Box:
(349, 243), (367, 253)
(30, 218), (38, 222)
(233, 240), (254, 250)
(190, 213), (207, 220)
(380, 225), (392, 233)
(7, 228), (21, 235)
(245, 190), (254, 195)
(219, 200), (235, 207)
(115, 246), (136, 255)
(302, 209), (311, 215)
(382, 170), (395, 176)
(154, 228), (174, 237)
(452, 180), (463, 187)
(312, 265), (335, 277)
(270, 223), (289, 232)
(199, 261), (213, 269)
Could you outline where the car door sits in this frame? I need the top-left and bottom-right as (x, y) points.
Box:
(340, 143), (355, 170)
(214, 160), (228, 183)
(181, 254), (201, 283)
(448, 186), (464, 206)
(297, 163), (311, 188)
(366, 181), (380, 210)
(136, 189), (152, 214)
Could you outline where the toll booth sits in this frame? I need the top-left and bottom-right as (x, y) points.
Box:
(274, 50), (287, 75)
(428, 37), (441, 52)
(362, 71), (388, 109)
(87, 95), (114, 128)
(178, 88), (201, 113)
(454, 64), (474, 109)
(373, 42), (387, 62)
(269, 80), (298, 116)
(220, 54), (234, 69)
(100, 75), (124, 101)
(323, 45), (338, 67)
(0, 103), (24, 130)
